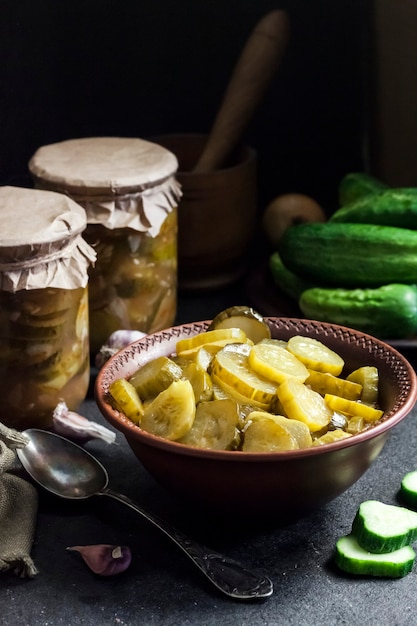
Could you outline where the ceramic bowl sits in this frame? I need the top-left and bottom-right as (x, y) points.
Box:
(95, 318), (417, 522)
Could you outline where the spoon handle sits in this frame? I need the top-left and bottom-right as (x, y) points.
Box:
(100, 488), (273, 600)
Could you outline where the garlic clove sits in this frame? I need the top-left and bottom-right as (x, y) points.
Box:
(52, 401), (116, 444)
(66, 544), (132, 576)
(95, 329), (147, 368)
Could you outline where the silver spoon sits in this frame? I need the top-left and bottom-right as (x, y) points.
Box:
(17, 428), (273, 600)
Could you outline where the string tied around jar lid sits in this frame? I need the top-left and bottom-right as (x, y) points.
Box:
(68, 176), (182, 236)
(0, 234), (96, 293)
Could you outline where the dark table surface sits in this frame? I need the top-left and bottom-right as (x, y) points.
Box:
(2, 272), (417, 626)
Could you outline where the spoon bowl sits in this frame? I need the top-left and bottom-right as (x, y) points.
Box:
(18, 428), (108, 498)
(17, 428), (273, 600)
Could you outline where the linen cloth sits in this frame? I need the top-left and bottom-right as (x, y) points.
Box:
(0, 423), (38, 577)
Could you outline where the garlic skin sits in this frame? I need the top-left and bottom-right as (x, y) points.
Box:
(95, 329), (147, 368)
(52, 401), (116, 444)
(67, 544), (132, 576)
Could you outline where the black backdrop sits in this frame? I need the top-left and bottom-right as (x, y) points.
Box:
(0, 0), (367, 215)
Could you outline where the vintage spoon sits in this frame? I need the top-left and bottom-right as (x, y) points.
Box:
(17, 428), (273, 600)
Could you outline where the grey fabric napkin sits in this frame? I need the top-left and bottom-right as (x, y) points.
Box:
(0, 423), (38, 578)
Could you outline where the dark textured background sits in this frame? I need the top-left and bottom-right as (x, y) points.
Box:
(0, 0), (367, 214)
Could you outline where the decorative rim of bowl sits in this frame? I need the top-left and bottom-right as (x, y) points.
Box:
(95, 317), (417, 461)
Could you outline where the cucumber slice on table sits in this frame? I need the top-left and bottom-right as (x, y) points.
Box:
(352, 500), (417, 553)
(400, 470), (417, 509)
(335, 535), (415, 578)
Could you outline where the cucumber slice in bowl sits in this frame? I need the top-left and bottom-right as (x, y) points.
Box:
(208, 306), (271, 343)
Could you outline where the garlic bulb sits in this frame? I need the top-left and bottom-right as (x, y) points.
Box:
(95, 329), (147, 368)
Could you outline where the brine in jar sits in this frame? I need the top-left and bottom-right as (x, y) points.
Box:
(0, 186), (96, 430)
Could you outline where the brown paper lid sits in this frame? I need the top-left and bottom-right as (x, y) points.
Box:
(0, 186), (96, 291)
(28, 137), (179, 194)
(0, 186), (87, 246)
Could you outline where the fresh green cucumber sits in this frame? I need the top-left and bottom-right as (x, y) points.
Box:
(352, 500), (417, 554)
(269, 252), (315, 300)
(330, 188), (417, 228)
(278, 222), (417, 287)
(338, 172), (388, 206)
(298, 283), (417, 339)
(335, 534), (415, 578)
(400, 471), (417, 509)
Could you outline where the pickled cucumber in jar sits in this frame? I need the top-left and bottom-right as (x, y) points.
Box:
(0, 287), (90, 429)
(86, 213), (177, 355)
(0, 185), (96, 430)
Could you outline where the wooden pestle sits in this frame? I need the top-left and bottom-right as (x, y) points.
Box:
(193, 10), (290, 174)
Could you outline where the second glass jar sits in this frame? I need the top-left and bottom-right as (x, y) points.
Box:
(29, 136), (181, 355)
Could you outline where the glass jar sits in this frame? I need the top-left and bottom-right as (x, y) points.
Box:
(29, 137), (181, 355)
(0, 186), (96, 429)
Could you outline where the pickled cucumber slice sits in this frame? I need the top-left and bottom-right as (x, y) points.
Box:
(108, 378), (144, 425)
(247, 411), (312, 449)
(211, 380), (248, 429)
(324, 394), (383, 423)
(335, 534), (415, 578)
(129, 356), (183, 401)
(278, 415), (313, 448)
(346, 414), (367, 435)
(346, 366), (379, 405)
(306, 369), (362, 400)
(214, 341), (252, 357)
(20, 288), (75, 317)
(242, 415), (298, 452)
(287, 335), (344, 376)
(211, 375), (270, 410)
(35, 349), (87, 391)
(17, 309), (69, 327)
(211, 346), (278, 407)
(248, 340), (309, 384)
(277, 378), (333, 432)
(194, 346), (215, 371)
(176, 328), (248, 357)
(141, 379), (196, 440)
(179, 398), (240, 450)
(181, 361), (213, 403)
(10, 321), (65, 341)
(22, 342), (59, 367)
(208, 306), (271, 343)
(312, 430), (352, 446)
(257, 337), (288, 349)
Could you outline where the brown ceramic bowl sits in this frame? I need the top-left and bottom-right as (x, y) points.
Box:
(95, 318), (417, 522)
